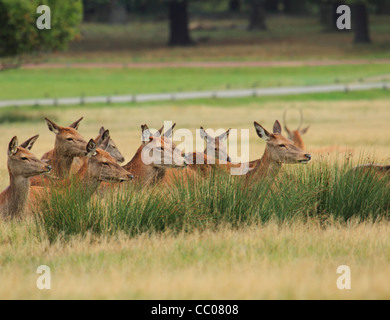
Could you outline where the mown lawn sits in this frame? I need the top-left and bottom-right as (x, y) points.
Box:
(1, 64), (390, 100)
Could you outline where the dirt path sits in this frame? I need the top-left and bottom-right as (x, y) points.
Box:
(22, 59), (390, 69)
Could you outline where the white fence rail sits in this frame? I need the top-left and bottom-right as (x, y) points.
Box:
(0, 82), (388, 108)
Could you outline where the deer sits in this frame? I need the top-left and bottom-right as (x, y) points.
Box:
(248, 111), (309, 170)
(0, 135), (51, 219)
(121, 123), (187, 185)
(30, 117), (88, 186)
(283, 109), (310, 151)
(247, 120), (311, 181)
(183, 127), (232, 176)
(30, 135), (133, 208)
(350, 163), (390, 179)
(71, 126), (125, 174)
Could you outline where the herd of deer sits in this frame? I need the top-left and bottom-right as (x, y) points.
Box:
(0, 110), (387, 220)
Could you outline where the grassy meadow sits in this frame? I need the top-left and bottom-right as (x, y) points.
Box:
(2, 64), (390, 101)
(1, 13), (390, 298)
(0, 88), (389, 299)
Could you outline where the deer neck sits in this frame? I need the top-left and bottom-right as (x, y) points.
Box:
(76, 161), (102, 196)
(123, 146), (166, 185)
(52, 147), (74, 179)
(2, 171), (30, 218)
(293, 136), (305, 151)
(251, 148), (282, 180)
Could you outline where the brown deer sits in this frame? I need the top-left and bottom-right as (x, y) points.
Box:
(283, 109), (310, 151)
(31, 117), (88, 186)
(350, 163), (390, 178)
(0, 135), (51, 219)
(94, 126), (125, 163)
(122, 123), (186, 185)
(30, 136), (133, 207)
(71, 126), (126, 174)
(247, 120), (311, 180)
(183, 127), (232, 176)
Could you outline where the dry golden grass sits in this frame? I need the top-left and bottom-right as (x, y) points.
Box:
(0, 218), (389, 299)
(0, 97), (389, 299)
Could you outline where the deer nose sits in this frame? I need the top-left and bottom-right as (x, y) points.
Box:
(46, 165), (52, 172)
(305, 154), (312, 161)
(128, 174), (134, 180)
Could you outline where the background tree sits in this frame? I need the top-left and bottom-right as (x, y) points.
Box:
(167, 0), (193, 46)
(319, 0), (342, 31)
(350, 0), (370, 43)
(247, 0), (267, 30)
(0, 0), (82, 60)
(283, 0), (308, 14)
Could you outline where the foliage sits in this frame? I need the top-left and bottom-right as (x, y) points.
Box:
(0, 0), (82, 58)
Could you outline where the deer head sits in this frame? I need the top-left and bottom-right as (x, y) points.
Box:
(7, 135), (52, 178)
(45, 117), (88, 158)
(141, 123), (186, 168)
(85, 138), (133, 182)
(254, 120), (311, 164)
(200, 127), (232, 163)
(96, 127), (125, 163)
(283, 109), (310, 150)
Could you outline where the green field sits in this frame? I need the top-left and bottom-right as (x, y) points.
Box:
(1, 64), (390, 100)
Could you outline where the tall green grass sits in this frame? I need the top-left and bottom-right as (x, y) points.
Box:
(34, 159), (390, 242)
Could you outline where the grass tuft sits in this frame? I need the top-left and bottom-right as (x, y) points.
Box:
(34, 159), (390, 243)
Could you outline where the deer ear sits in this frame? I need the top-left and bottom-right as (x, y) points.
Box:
(200, 127), (213, 142)
(300, 125), (310, 135)
(254, 122), (273, 141)
(200, 127), (207, 140)
(99, 126), (105, 136)
(19, 134), (39, 151)
(102, 129), (110, 141)
(157, 125), (164, 137)
(100, 134), (110, 151)
(45, 118), (61, 134)
(164, 123), (176, 138)
(86, 139), (97, 156)
(273, 120), (282, 135)
(8, 136), (18, 156)
(141, 124), (152, 145)
(219, 128), (231, 141)
(69, 117), (83, 130)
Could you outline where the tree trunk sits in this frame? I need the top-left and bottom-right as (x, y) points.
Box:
(353, 3), (370, 43)
(229, 0), (241, 12)
(265, 0), (279, 13)
(109, 0), (127, 25)
(320, 1), (346, 31)
(248, 0), (267, 31)
(168, 0), (193, 46)
(283, 0), (307, 15)
(375, 0), (390, 15)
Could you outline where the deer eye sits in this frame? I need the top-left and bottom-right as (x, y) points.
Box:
(67, 138), (73, 141)
(21, 157), (28, 161)
(103, 162), (109, 166)
(157, 147), (164, 151)
(279, 144), (287, 148)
